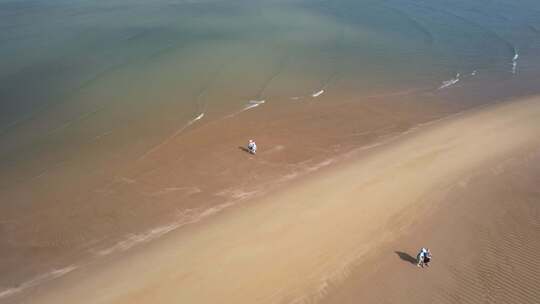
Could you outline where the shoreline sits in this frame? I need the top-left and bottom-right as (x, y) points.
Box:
(6, 95), (540, 303)
(0, 84), (463, 294)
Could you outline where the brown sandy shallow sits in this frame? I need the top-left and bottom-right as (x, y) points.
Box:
(5, 96), (540, 303)
(0, 88), (461, 292)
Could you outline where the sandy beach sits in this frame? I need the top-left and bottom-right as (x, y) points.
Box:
(6, 95), (540, 304)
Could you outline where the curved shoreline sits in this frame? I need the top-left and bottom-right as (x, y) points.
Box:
(8, 96), (540, 303)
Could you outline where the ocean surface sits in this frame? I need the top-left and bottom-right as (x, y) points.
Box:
(2, 0), (540, 299)
(2, 0), (540, 133)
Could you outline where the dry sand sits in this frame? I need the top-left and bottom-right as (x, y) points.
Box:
(7, 96), (540, 303)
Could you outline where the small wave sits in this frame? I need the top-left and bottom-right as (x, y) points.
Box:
(226, 100), (266, 118)
(216, 188), (259, 200)
(190, 113), (205, 124)
(95, 188), (258, 257)
(96, 224), (181, 256)
(0, 266), (77, 299)
(137, 112), (204, 161)
(312, 90), (325, 98)
(306, 159), (334, 172)
(243, 100), (265, 111)
(471, 70), (477, 76)
(439, 73), (460, 89)
(358, 142), (385, 150)
(512, 48), (519, 74)
(175, 112), (205, 130)
(278, 158), (338, 184)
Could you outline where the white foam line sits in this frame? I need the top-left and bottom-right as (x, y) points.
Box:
(244, 100), (265, 110)
(95, 190), (257, 257)
(306, 159), (334, 172)
(216, 188), (259, 200)
(512, 48), (519, 74)
(312, 90), (325, 98)
(277, 158), (339, 184)
(438, 73), (460, 90)
(225, 100), (266, 119)
(138, 113), (204, 161)
(358, 142), (384, 150)
(96, 224), (181, 256)
(191, 112), (205, 122)
(0, 265), (77, 299)
(513, 50), (519, 62)
(242, 104), (259, 111)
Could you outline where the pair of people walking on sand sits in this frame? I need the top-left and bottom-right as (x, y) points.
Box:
(417, 248), (432, 268)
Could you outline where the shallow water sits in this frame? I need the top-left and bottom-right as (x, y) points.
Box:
(2, 0), (540, 131)
(1, 0), (538, 173)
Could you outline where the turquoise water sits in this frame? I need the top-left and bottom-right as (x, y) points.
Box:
(1, 0), (540, 163)
(1, 0), (540, 118)
(2, 0), (540, 122)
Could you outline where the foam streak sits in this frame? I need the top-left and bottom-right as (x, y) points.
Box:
(439, 73), (460, 89)
(138, 113), (204, 161)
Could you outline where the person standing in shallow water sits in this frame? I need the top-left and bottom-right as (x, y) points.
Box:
(248, 139), (257, 155)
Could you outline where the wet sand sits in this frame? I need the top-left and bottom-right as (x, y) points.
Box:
(0, 89), (460, 298)
(6, 96), (540, 303)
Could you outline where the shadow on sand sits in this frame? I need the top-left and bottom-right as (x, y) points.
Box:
(395, 251), (417, 264)
(238, 146), (251, 154)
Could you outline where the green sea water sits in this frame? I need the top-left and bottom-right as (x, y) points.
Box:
(1, 0), (540, 194)
(2, 0), (540, 132)
(1, 0), (540, 187)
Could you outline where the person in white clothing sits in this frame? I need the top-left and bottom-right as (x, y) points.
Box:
(417, 248), (427, 267)
(417, 247), (432, 268)
(247, 139), (257, 155)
